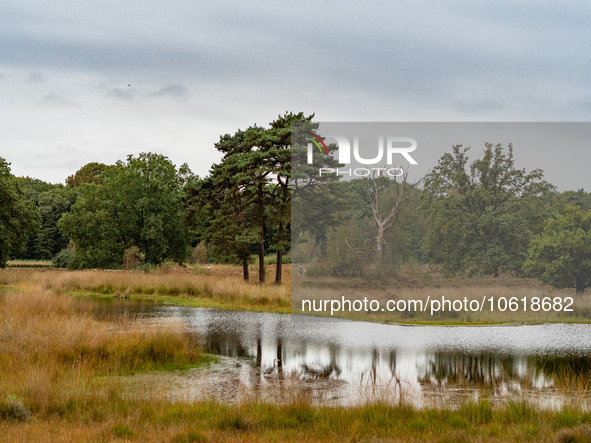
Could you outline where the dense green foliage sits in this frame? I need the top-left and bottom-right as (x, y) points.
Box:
(52, 248), (75, 268)
(524, 205), (591, 294)
(65, 162), (110, 187)
(421, 143), (552, 277)
(0, 158), (41, 268)
(58, 153), (190, 268)
(186, 172), (259, 278)
(35, 187), (76, 259)
(10, 178), (74, 260)
(187, 112), (315, 283)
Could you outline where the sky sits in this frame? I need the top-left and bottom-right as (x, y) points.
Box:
(1, 0), (590, 190)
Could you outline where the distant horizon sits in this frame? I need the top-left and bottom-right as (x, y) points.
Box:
(8, 119), (590, 193)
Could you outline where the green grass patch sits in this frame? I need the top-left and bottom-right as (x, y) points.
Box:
(5, 395), (591, 442)
(112, 423), (135, 438)
(57, 339), (217, 376)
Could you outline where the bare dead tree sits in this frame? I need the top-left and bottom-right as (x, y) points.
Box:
(345, 167), (422, 269)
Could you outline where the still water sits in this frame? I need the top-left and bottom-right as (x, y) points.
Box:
(96, 299), (591, 408)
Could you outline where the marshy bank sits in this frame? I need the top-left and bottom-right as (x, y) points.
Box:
(4, 265), (586, 324)
(5, 399), (591, 442)
(2, 266), (291, 313)
(92, 300), (591, 411)
(0, 288), (209, 416)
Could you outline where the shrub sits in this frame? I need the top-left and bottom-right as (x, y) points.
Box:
(460, 399), (493, 425)
(557, 424), (591, 443)
(159, 260), (179, 274)
(264, 255), (277, 265)
(52, 249), (75, 268)
(139, 263), (157, 272)
(111, 423), (134, 438)
(0, 397), (31, 423)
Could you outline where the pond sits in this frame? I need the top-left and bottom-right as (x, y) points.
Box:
(94, 298), (591, 408)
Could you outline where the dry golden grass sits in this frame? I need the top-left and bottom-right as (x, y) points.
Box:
(292, 268), (590, 324)
(0, 288), (204, 416)
(0, 265), (291, 312)
(6, 260), (52, 268)
(4, 265), (589, 323)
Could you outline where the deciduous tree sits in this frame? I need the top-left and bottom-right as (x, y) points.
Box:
(66, 162), (110, 187)
(58, 153), (190, 268)
(524, 205), (591, 295)
(421, 143), (552, 276)
(0, 157), (41, 267)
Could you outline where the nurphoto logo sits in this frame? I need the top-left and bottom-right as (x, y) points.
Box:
(307, 135), (418, 165)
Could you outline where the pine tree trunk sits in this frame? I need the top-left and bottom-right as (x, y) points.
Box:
(258, 183), (265, 284)
(242, 255), (249, 282)
(275, 220), (284, 284)
(255, 337), (262, 369)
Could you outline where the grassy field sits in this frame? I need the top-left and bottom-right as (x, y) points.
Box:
(2, 267), (591, 441)
(0, 288), (210, 404)
(1, 265), (291, 313)
(5, 397), (591, 442)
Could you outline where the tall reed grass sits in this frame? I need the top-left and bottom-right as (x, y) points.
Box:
(39, 266), (290, 311)
(0, 288), (204, 416)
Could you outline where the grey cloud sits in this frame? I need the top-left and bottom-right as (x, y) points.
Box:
(53, 144), (83, 156)
(0, 34), (231, 82)
(150, 84), (186, 97)
(42, 93), (77, 106)
(108, 87), (136, 100)
(453, 100), (507, 114)
(28, 71), (43, 82)
(10, 145), (86, 170)
(2, 0), (591, 188)
(0, 1), (589, 113)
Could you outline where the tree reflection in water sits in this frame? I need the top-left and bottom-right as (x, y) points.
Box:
(95, 302), (591, 408)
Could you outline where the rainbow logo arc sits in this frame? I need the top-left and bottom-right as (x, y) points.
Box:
(304, 132), (328, 155)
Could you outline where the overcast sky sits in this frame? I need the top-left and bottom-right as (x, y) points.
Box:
(1, 1), (590, 190)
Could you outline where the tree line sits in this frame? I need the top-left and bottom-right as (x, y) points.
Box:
(291, 141), (591, 293)
(1, 112), (590, 292)
(0, 112), (316, 285)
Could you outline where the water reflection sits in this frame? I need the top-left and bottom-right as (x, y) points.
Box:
(92, 300), (591, 408)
